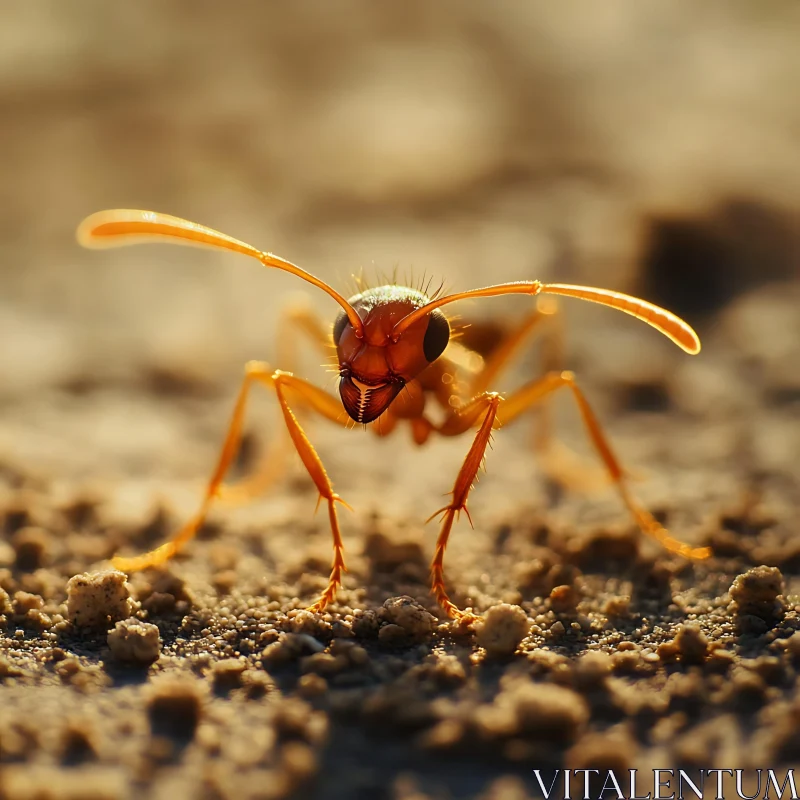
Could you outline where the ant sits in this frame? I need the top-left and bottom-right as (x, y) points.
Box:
(77, 209), (711, 621)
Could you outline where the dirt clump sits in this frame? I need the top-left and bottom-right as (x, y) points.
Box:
(730, 565), (786, 632)
(379, 596), (436, 643)
(107, 618), (162, 665)
(147, 678), (205, 740)
(476, 604), (530, 657)
(66, 570), (133, 630)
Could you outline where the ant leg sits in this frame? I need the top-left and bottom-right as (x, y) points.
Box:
(430, 393), (502, 620)
(466, 299), (606, 491)
(467, 298), (557, 396)
(270, 371), (351, 612)
(217, 302), (336, 505)
(497, 371), (711, 559)
(112, 361), (276, 572)
(276, 297), (335, 368)
(113, 362), (352, 612)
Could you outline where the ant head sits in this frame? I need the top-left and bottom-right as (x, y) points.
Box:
(334, 287), (450, 424)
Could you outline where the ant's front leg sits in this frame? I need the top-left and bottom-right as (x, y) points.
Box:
(428, 369), (711, 621)
(217, 301), (338, 506)
(112, 361), (352, 613)
(429, 393), (502, 621)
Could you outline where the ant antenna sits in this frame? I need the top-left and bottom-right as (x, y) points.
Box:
(391, 281), (700, 355)
(77, 209), (364, 336)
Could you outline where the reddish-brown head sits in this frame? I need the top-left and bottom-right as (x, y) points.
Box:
(334, 286), (450, 423)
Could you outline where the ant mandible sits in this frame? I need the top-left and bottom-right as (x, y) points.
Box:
(77, 209), (711, 621)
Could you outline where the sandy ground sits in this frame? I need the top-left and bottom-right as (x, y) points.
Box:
(2, 4), (800, 799)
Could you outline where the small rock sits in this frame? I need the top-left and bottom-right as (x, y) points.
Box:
(549, 585), (579, 614)
(211, 569), (238, 595)
(262, 632), (325, 665)
(142, 592), (177, 617)
(381, 596), (435, 640)
(420, 718), (466, 753)
(500, 679), (589, 743)
(476, 604), (529, 657)
(243, 670), (275, 700)
(107, 619), (162, 665)
(656, 640), (680, 664)
(705, 648), (735, 673)
(730, 565), (785, 630)
(12, 591), (43, 619)
(351, 609), (381, 638)
(147, 679), (204, 739)
(603, 595), (631, 618)
(66, 570), (132, 630)
(281, 741), (318, 785)
(211, 659), (248, 692)
(289, 608), (332, 638)
(674, 623), (709, 664)
(12, 527), (50, 571)
(59, 722), (98, 765)
(572, 651), (613, 689)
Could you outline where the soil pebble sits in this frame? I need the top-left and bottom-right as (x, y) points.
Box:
(730, 565), (785, 631)
(380, 596), (436, 640)
(476, 604), (530, 657)
(66, 570), (132, 630)
(673, 623), (709, 664)
(107, 618), (162, 665)
(147, 679), (204, 740)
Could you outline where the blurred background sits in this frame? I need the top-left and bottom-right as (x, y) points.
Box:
(1, 0), (799, 495)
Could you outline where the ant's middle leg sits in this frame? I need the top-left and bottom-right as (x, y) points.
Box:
(112, 361), (352, 612)
(276, 296), (337, 369)
(466, 297), (560, 397)
(461, 299), (605, 492)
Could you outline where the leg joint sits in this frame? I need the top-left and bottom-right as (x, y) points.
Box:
(244, 359), (271, 377)
(559, 369), (576, 385)
(271, 368), (295, 386)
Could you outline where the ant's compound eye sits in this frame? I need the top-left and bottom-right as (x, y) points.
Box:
(333, 311), (349, 345)
(423, 310), (450, 362)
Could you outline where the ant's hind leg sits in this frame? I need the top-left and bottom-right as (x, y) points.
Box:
(497, 371), (711, 560)
(113, 363), (353, 613)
